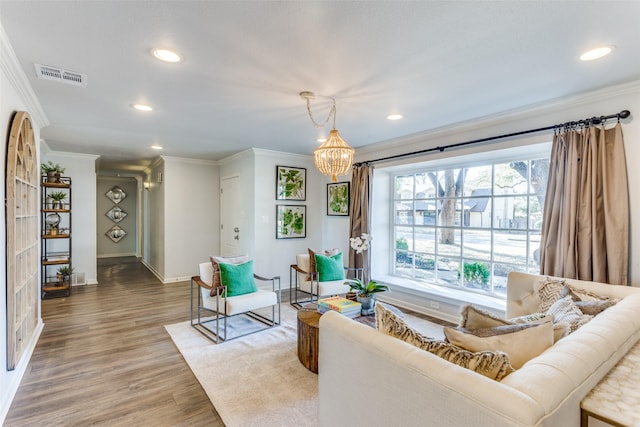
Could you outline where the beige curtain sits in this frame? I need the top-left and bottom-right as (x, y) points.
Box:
(540, 123), (629, 284)
(349, 164), (373, 280)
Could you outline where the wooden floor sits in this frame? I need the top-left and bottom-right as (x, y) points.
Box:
(6, 257), (452, 426)
(5, 257), (223, 427)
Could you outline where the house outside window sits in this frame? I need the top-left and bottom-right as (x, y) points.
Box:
(392, 155), (549, 297)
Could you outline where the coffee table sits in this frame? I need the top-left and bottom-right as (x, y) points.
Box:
(580, 339), (640, 426)
(296, 302), (402, 373)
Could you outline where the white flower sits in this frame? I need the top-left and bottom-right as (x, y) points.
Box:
(350, 234), (373, 254)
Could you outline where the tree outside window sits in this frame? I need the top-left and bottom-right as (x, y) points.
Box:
(392, 156), (549, 296)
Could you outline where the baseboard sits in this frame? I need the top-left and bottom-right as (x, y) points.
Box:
(162, 275), (191, 284)
(0, 319), (44, 424)
(97, 252), (137, 259)
(140, 258), (165, 283)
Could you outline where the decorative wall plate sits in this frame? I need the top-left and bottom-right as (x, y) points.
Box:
(105, 186), (126, 204)
(105, 206), (127, 223)
(106, 225), (127, 242)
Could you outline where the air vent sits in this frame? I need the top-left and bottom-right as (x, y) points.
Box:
(34, 63), (87, 87)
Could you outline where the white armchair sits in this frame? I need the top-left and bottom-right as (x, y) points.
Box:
(191, 260), (280, 343)
(289, 253), (361, 308)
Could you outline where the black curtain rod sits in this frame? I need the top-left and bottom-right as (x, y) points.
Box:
(353, 109), (631, 167)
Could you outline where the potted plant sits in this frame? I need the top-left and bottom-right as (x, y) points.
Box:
(344, 278), (389, 315)
(41, 161), (65, 183)
(49, 191), (67, 209)
(57, 266), (74, 285)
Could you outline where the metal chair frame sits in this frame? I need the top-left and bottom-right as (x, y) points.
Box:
(190, 273), (281, 343)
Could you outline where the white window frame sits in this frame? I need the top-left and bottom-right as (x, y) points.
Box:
(381, 142), (551, 300)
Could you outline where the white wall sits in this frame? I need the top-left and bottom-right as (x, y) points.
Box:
(253, 149), (327, 282)
(162, 156), (219, 282)
(142, 157), (165, 280)
(0, 22), (48, 424)
(219, 148), (346, 287)
(41, 151), (99, 285)
(97, 176), (137, 258)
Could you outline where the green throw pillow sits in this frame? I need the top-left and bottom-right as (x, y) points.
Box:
(314, 253), (345, 282)
(218, 260), (257, 297)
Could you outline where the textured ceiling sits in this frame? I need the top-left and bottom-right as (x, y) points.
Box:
(1, 1), (639, 172)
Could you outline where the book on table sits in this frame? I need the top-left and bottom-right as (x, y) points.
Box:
(317, 304), (361, 318)
(317, 296), (361, 317)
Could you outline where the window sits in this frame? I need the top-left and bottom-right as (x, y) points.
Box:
(392, 154), (549, 297)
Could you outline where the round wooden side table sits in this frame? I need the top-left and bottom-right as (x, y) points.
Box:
(297, 308), (321, 373)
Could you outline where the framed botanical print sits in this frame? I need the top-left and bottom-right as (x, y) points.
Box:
(327, 182), (350, 216)
(276, 165), (306, 201)
(276, 205), (306, 239)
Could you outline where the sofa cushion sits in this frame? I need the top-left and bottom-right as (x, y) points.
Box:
(376, 304), (514, 381)
(546, 295), (592, 332)
(575, 299), (617, 316)
(462, 304), (567, 343)
(444, 320), (554, 369)
(536, 278), (567, 312)
(460, 304), (511, 328)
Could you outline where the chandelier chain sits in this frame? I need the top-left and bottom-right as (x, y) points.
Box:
(305, 97), (337, 129)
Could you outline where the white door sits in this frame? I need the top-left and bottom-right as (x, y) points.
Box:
(220, 175), (242, 256)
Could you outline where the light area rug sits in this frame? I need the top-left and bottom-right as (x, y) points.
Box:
(165, 304), (445, 427)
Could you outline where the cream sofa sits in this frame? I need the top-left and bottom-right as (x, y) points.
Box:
(318, 272), (640, 426)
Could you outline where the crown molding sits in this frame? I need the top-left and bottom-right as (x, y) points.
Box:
(356, 79), (640, 160)
(251, 147), (312, 161)
(160, 155), (219, 167)
(0, 23), (49, 128)
(45, 150), (100, 160)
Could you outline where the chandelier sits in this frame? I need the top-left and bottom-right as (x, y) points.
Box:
(300, 91), (354, 182)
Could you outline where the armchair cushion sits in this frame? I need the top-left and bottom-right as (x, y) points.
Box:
(308, 247), (340, 278)
(224, 290), (278, 316)
(210, 254), (250, 287)
(315, 252), (345, 282)
(219, 260), (257, 297)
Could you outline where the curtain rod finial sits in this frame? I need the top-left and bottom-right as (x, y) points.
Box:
(619, 110), (631, 119)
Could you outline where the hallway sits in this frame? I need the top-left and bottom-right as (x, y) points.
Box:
(5, 257), (223, 426)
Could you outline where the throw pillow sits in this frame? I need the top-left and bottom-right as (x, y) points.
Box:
(509, 312), (553, 324)
(536, 278), (567, 312)
(210, 254), (250, 288)
(443, 320), (554, 369)
(546, 295), (593, 332)
(459, 304), (511, 329)
(314, 252), (345, 282)
(308, 247), (340, 277)
(509, 312), (569, 343)
(375, 304), (514, 381)
(218, 260), (257, 297)
(575, 299), (617, 316)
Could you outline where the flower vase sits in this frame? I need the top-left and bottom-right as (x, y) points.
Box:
(357, 295), (376, 316)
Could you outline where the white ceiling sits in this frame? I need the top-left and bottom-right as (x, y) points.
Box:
(1, 1), (639, 173)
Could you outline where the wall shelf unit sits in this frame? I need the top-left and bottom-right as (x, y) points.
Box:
(41, 176), (72, 298)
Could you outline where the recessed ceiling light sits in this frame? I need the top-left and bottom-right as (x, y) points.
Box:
(132, 104), (153, 112)
(151, 48), (183, 63)
(150, 145), (163, 150)
(317, 137), (327, 143)
(580, 46), (614, 61)
(387, 114), (403, 120)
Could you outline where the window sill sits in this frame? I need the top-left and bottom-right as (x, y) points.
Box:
(374, 274), (506, 320)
